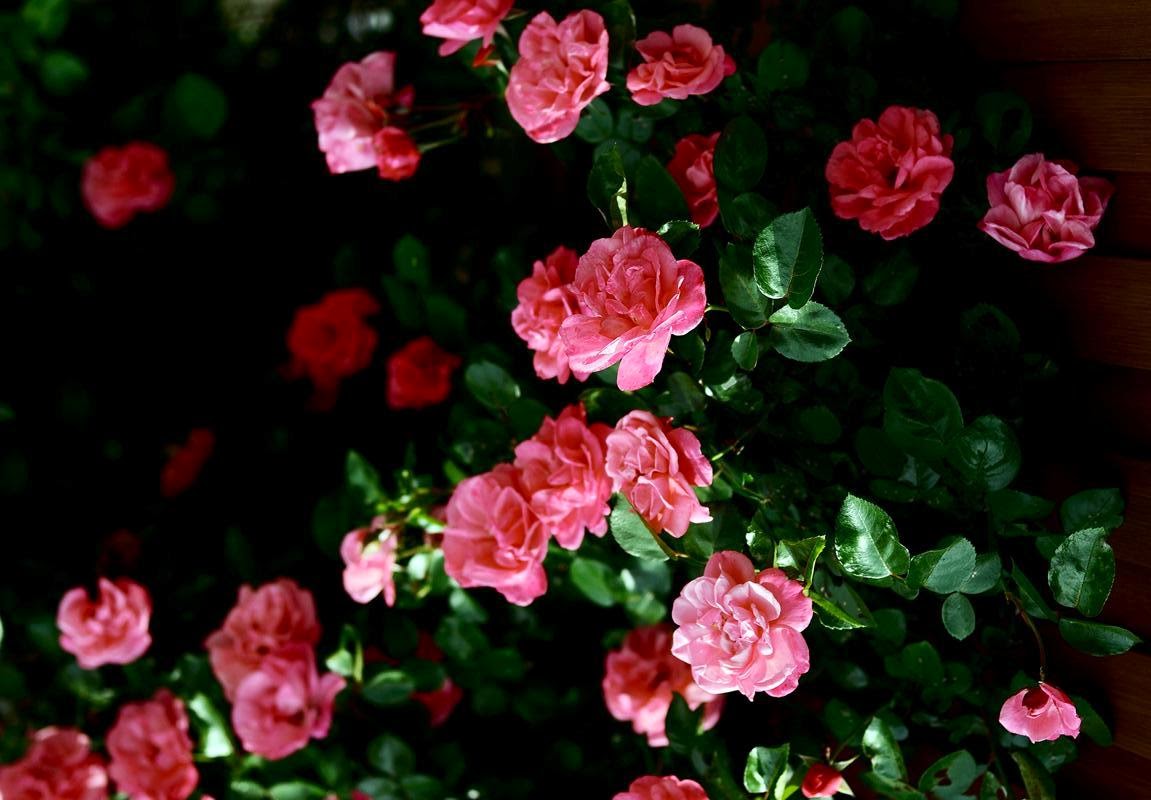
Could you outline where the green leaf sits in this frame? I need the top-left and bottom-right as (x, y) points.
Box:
(941, 593), (975, 640)
(753, 208), (824, 309)
(863, 716), (907, 781)
(1010, 751), (1055, 800)
(908, 539), (976, 594)
(570, 558), (621, 607)
(665, 693), (703, 753)
(369, 734), (416, 776)
(1071, 694), (1113, 746)
(610, 495), (668, 562)
(362, 670), (415, 706)
(40, 50), (87, 95)
(656, 220), (701, 258)
(834, 494), (910, 585)
(947, 416), (1021, 492)
(1058, 618), (1141, 656)
(393, 235), (430, 288)
(863, 250), (919, 307)
(575, 99), (613, 143)
(959, 553), (1002, 594)
(166, 73), (229, 139)
(635, 156), (690, 229)
(767, 301), (850, 362)
(588, 143), (629, 228)
(720, 191), (775, 240)
(714, 116), (768, 192)
(975, 91), (1032, 155)
(1048, 527), (1114, 617)
(744, 744), (790, 793)
(756, 40), (810, 92)
(22, 0), (70, 39)
(465, 361), (520, 411)
(917, 751), (980, 798)
(346, 450), (385, 508)
(775, 536), (826, 583)
(269, 783), (327, 800)
(188, 693), (234, 758)
(381, 275), (424, 329)
(883, 368), (963, 460)
(988, 489), (1053, 524)
(809, 579), (872, 630)
(1012, 567), (1055, 621)
(731, 332), (759, 370)
(1060, 488), (1124, 533)
(799, 406), (842, 444)
(719, 243), (770, 329)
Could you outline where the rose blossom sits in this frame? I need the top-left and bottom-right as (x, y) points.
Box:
(561, 226), (706, 391)
(978, 153), (1113, 263)
(605, 410), (712, 537)
(161, 427), (215, 498)
(667, 133), (721, 227)
(626, 25), (730, 106)
(510, 246), (589, 384)
(825, 105), (954, 240)
(614, 776), (710, 800)
(506, 11), (610, 144)
(205, 578), (321, 700)
(0, 727), (108, 800)
(232, 644), (346, 760)
(286, 288), (380, 410)
(442, 463), (549, 606)
(386, 336), (462, 410)
(106, 690), (198, 800)
(420, 0), (514, 56)
(998, 682), (1081, 742)
(340, 517), (398, 605)
(57, 578), (152, 669)
(801, 764), (845, 798)
(672, 551), (813, 699)
(409, 632), (464, 726)
(373, 126), (421, 180)
(603, 624), (724, 747)
(513, 403), (612, 549)
(82, 142), (175, 229)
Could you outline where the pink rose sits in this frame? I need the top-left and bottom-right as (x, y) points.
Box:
(311, 52), (415, 175)
(626, 25), (730, 106)
(667, 133), (721, 227)
(513, 403), (612, 549)
(57, 578), (152, 669)
(0, 727), (108, 800)
(106, 690), (198, 800)
(801, 764), (845, 798)
(420, 0), (514, 56)
(603, 624), (724, 747)
(82, 142), (175, 229)
(998, 682), (1081, 743)
(386, 336), (462, 410)
(232, 644), (346, 760)
(825, 105), (954, 240)
(672, 551), (813, 699)
(614, 776), (710, 800)
(340, 518), (398, 605)
(506, 11), (610, 144)
(510, 246), (589, 384)
(605, 411), (712, 538)
(286, 288), (381, 411)
(561, 226), (706, 391)
(373, 126), (421, 181)
(442, 464), (549, 606)
(978, 153), (1113, 263)
(205, 578), (321, 700)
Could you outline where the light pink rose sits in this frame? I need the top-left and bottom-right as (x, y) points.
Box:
(514, 403), (612, 549)
(420, 0), (514, 56)
(232, 644), (346, 760)
(998, 682), (1081, 742)
(825, 105), (954, 240)
(205, 578), (321, 700)
(626, 25), (730, 106)
(672, 551), (813, 699)
(340, 517), (398, 605)
(605, 410), (713, 537)
(603, 624), (724, 747)
(614, 775), (710, 800)
(561, 227), (706, 391)
(442, 464), (549, 606)
(978, 153), (1113, 263)
(106, 690), (198, 800)
(81, 142), (175, 230)
(506, 11), (610, 144)
(57, 578), (152, 669)
(0, 727), (108, 800)
(667, 133), (721, 227)
(510, 246), (589, 384)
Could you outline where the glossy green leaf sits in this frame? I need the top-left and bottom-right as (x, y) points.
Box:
(588, 143), (629, 228)
(882, 368), (963, 460)
(635, 155), (689, 229)
(1048, 527), (1114, 617)
(575, 99), (613, 143)
(570, 558), (621, 607)
(1058, 618), (1141, 656)
(917, 750), (980, 798)
(362, 670), (414, 706)
(834, 494), (909, 585)
(1012, 567), (1055, 621)
(947, 416), (1021, 492)
(767, 301), (850, 362)
(959, 552), (1002, 594)
(656, 219), (701, 258)
(753, 208), (823, 309)
(714, 116), (767, 192)
(863, 716), (907, 781)
(1060, 488), (1124, 533)
(465, 361), (520, 411)
(719, 243), (770, 329)
(1010, 751), (1054, 800)
(744, 744), (790, 793)
(369, 734), (415, 776)
(941, 593), (975, 640)
(908, 539), (976, 594)
(731, 332), (759, 370)
(610, 495), (668, 562)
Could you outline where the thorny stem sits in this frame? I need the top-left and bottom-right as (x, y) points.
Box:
(1005, 591), (1048, 682)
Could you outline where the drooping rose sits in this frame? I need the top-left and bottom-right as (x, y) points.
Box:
(286, 288), (380, 410)
(672, 551), (813, 699)
(825, 105), (954, 240)
(106, 690), (198, 800)
(667, 133), (721, 227)
(340, 518), (398, 605)
(232, 644), (345, 760)
(978, 153), (1113, 263)
(510, 246), (589, 384)
(603, 624), (724, 747)
(161, 427), (215, 498)
(561, 227), (706, 391)
(801, 764), (845, 798)
(82, 142), (175, 229)
(626, 25), (730, 106)
(513, 403), (612, 549)
(0, 727), (108, 800)
(506, 11), (610, 144)
(614, 775), (710, 800)
(205, 578), (321, 700)
(386, 336), (462, 410)
(420, 0), (514, 56)
(605, 411), (712, 537)
(57, 578), (152, 669)
(442, 464), (549, 606)
(373, 126), (421, 180)
(998, 682), (1081, 743)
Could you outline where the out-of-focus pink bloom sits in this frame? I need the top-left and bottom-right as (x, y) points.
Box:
(340, 518), (398, 605)
(0, 727), (108, 800)
(614, 775), (710, 800)
(106, 690), (198, 800)
(82, 142), (175, 229)
(285, 288), (380, 411)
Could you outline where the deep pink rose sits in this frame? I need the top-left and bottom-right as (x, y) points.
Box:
(506, 11), (610, 144)
(513, 403), (612, 549)
(561, 226), (706, 391)
(614, 776), (710, 800)
(672, 551), (813, 699)
(57, 578), (152, 669)
(626, 25), (730, 106)
(286, 288), (380, 410)
(106, 690), (198, 800)
(0, 727), (108, 800)
(978, 153), (1113, 263)
(340, 517), (398, 605)
(510, 246), (589, 384)
(603, 624), (724, 747)
(161, 427), (215, 498)
(605, 410), (713, 537)
(373, 126), (421, 181)
(205, 579), (321, 700)
(442, 464), (549, 606)
(232, 644), (345, 760)
(386, 336), (462, 410)
(311, 52), (415, 174)
(825, 105), (954, 240)
(420, 0), (514, 56)
(802, 764), (845, 798)
(667, 133), (721, 227)
(82, 142), (174, 229)
(998, 682), (1081, 742)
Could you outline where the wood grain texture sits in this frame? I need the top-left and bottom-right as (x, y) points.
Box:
(962, 0), (1151, 62)
(1104, 173), (1151, 255)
